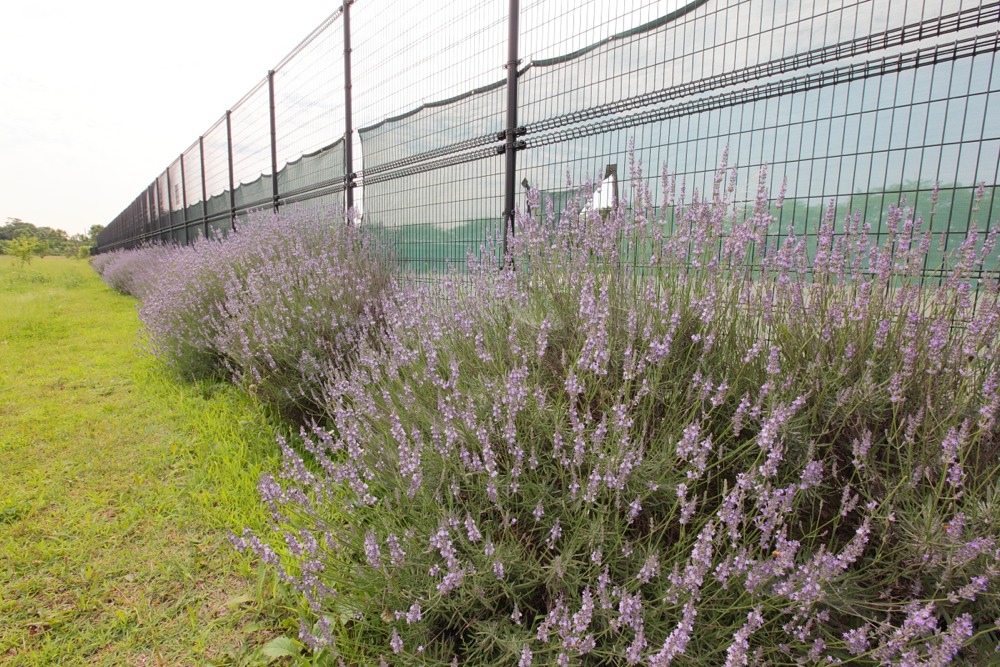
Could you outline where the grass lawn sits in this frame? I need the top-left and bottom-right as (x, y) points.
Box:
(0, 256), (298, 665)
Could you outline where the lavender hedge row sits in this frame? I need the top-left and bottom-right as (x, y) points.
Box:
(93, 206), (394, 416)
(235, 160), (999, 665)
(94, 157), (999, 665)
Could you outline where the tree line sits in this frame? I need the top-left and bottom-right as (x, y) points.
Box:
(1, 218), (104, 265)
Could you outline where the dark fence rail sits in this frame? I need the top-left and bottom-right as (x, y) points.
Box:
(97, 0), (1000, 280)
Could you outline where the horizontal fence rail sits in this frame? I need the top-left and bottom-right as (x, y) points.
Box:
(97, 0), (1000, 283)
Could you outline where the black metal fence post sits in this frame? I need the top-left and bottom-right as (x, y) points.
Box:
(199, 136), (209, 239)
(226, 110), (237, 231)
(151, 184), (157, 243)
(165, 167), (173, 243)
(343, 0), (355, 214)
(268, 70), (279, 212)
(180, 153), (188, 232)
(501, 0), (523, 265)
(154, 181), (163, 245)
(150, 185), (156, 242)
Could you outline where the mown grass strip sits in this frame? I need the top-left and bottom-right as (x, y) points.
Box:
(0, 257), (296, 666)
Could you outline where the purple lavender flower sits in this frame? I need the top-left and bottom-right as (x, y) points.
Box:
(626, 497), (642, 524)
(952, 575), (989, 602)
(386, 533), (406, 566)
(842, 626), (869, 656)
(923, 614), (973, 666)
(465, 513), (482, 542)
(364, 531), (382, 570)
(511, 604), (523, 624)
(625, 627), (647, 665)
(851, 430), (872, 469)
(547, 519), (562, 548)
(637, 553), (660, 584)
(390, 629), (403, 654)
(799, 459), (824, 489)
(939, 422), (969, 489)
(648, 599), (697, 666)
(723, 607), (764, 667)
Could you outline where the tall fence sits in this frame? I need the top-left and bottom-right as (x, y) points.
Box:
(97, 0), (1000, 279)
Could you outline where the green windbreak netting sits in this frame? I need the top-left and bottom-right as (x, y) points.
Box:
(358, 86), (505, 273)
(98, 0), (1000, 277)
(277, 139), (345, 199)
(357, 77), (506, 274)
(233, 173), (274, 209)
(182, 140), (204, 225)
(359, 81), (505, 173)
(206, 192), (231, 219)
(512, 0), (1000, 276)
(361, 159), (504, 275)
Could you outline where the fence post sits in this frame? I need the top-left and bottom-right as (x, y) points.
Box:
(180, 153), (188, 234)
(226, 109), (237, 231)
(154, 180), (163, 245)
(199, 136), (209, 239)
(268, 70), (280, 211)
(501, 0), (523, 264)
(151, 184), (157, 242)
(165, 167), (173, 243)
(343, 0), (355, 214)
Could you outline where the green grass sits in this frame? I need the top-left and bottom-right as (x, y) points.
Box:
(0, 257), (301, 665)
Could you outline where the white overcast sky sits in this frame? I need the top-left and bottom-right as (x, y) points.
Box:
(0, 0), (337, 236)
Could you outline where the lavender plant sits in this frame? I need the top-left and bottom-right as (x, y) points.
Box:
(136, 234), (238, 380)
(208, 206), (395, 416)
(248, 159), (996, 663)
(95, 207), (395, 417)
(91, 244), (177, 300)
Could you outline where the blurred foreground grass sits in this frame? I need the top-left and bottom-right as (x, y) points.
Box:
(0, 256), (297, 665)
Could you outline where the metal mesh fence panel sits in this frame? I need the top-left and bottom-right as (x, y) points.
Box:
(351, 0), (507, 130)
(202, 116), (232, 230)
(144, 188), (154, 242)
(95, 0), (999, 285)
(230, 79), (273, 211)
(182, 139), (205, 238)
(155, 172), (169, 242)
(516, 0), (1000, 280)
(167, 158), (183, 213)
(352, 0), (507, 275)
(274, 14), (346, 205)
(167, 157), (185, 243)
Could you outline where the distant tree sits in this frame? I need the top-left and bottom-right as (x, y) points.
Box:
(33, 227), (69, 255)
(88, 224), (105, 246)
(1, 218), (97, 258)
(2, 235), (44, 268)
(0, 218), (36, 241)
(64, 234), (89, 258)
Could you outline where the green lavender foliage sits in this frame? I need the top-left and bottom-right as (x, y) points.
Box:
(239, 157), (999, 665)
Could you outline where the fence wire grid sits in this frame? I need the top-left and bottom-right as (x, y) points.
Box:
(97, 0), (1000, 283)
